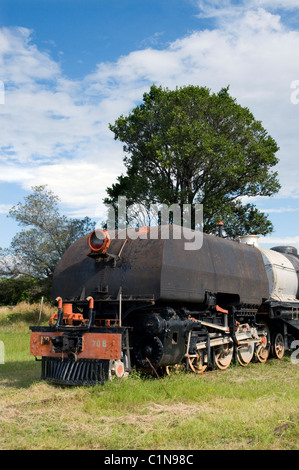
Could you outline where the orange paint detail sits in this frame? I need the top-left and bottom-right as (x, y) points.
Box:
(65, 313), (84, 325)
(88, 229), (111, 253)
(30, 332), (63, 357)
(49, 312), (84, 326)
(81, 333), (121, 359)
(49, 301), (85, 326)
(49, 313), (58, 325)
(86, 296), (94, 309)
(30, 331), (122, 360)
(137, 226), (149, 235)
(216, 305), (229, 314)
(63, 303), (73, 315)
(187, 315), (195, 322)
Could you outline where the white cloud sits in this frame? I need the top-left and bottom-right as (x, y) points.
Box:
(0, 204), (11, 214)
(259, 235), (299, 250)
(253, 0), (299, 9)
(26, 157), (125, 218)
(196, 0), (299, 19)
(0, 153), (125, 220)
(260, 207), (299, 214)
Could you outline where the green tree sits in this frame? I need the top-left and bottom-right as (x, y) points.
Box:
(0, 276), (47, 305)
(0, 185), (95, 300)
(106, 84), (280, 236)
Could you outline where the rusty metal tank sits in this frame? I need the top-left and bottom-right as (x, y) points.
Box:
(52, 225), (269, 308)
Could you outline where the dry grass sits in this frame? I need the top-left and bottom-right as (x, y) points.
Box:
(0, 306), (298, 450)
(0, 366), (298, 450)
(0, 301), (55, 331)
(0, 301), (56, 317)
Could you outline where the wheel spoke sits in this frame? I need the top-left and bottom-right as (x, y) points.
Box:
(237, 343), (254, 366)
(165, 364), (181, 376)
(256, 322), (271, 363)
(272, 332), (285, 360)
(188, 352), (207, 374)
(214, 344), (233, 370)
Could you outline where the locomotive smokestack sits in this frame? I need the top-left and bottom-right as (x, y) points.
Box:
(218, 222), (224, 238)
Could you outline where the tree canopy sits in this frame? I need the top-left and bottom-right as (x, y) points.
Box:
(105, 84), (280, 237)
(0, 185), (95, 301)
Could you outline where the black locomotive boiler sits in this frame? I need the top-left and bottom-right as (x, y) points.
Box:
(30, 225), (299, 385)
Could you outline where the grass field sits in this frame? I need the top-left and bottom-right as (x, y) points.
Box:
(0, 303), (298, 450)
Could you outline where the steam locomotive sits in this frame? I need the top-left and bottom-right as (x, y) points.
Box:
(30, 225), (299, 385)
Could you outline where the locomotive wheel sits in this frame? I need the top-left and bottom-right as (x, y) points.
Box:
(165, 364), (182, 376)
(214, 343), (233, 370)
(135, 336), (164, 368)
(255, 323), (271, 363)
(237, 342), (254, 366)
(188, 352), (207, 374)
(271, 332), (285, 360)
(256, 341), (270, 363)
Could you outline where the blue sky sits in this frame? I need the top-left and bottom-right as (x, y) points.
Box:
(0, 0), (299, 250)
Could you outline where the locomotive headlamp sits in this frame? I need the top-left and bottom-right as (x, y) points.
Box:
(88, 229), (111, 253)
